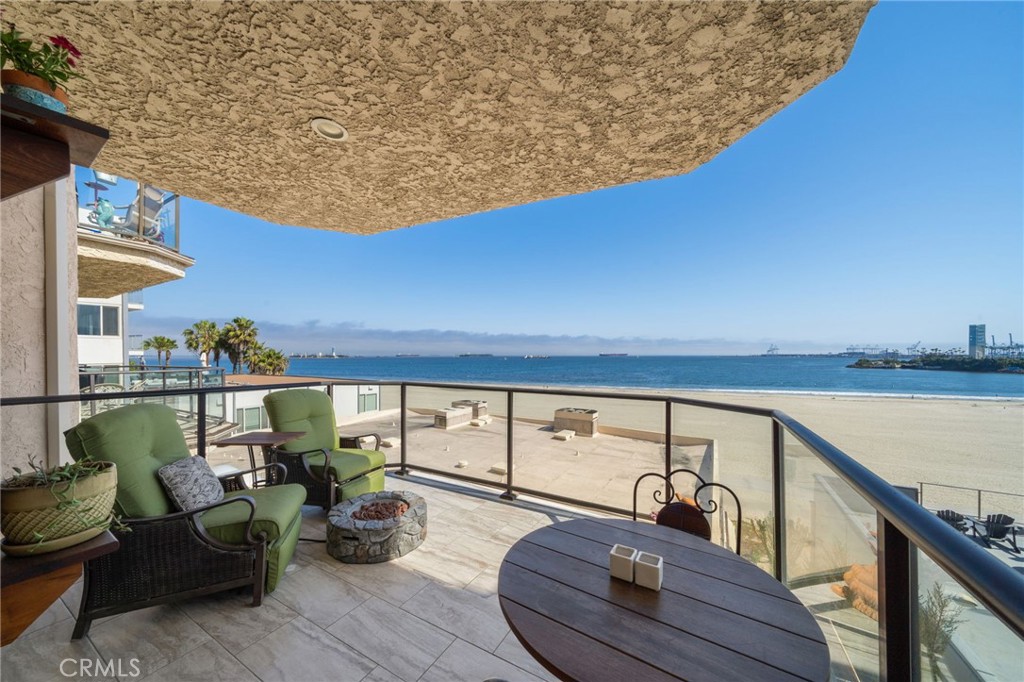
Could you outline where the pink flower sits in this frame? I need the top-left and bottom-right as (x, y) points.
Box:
(49, 35), (81, 58)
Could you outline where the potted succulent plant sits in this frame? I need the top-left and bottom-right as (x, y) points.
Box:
(0, 456), (117, 555)
(0, 22), (81, 113)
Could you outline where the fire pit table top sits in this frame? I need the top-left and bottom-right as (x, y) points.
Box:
(326, 491), (427, 563)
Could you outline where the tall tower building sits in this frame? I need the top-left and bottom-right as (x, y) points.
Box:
(969, 324), (986, 359)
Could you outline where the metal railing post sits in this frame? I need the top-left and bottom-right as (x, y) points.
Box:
(501, 391), (516, 500)
(89, 374), (96, 416)
(664, 401), (673, 499)
(772, 420), (787, 582)
(877, 514), (914, 681)
(398, 384), (408, 476)
(197, 390), (207, 458)
(978, 489), (982, 519)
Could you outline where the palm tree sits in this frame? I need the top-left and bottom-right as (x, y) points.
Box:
(244, 341), (267, 374)
(182, 320), (219, 367)
(141, 335), (178, 367)
(212, 333), (229, 368)
(260, 348), (289, 376)
(221, 317), (258, 373)
(248, 346), (289, 375)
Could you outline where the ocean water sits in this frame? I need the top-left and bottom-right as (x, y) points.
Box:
(286, 355), (1024, 399)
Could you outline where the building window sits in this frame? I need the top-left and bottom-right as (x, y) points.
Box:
(78, 305), (101, 335)
(235, 406), (267, 433)
(101, 306), (119, 336)
(78, 304), (120, 336)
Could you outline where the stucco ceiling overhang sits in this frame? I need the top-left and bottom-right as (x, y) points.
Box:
(77, 233), (196, 298)
(9, 1), (874, 234)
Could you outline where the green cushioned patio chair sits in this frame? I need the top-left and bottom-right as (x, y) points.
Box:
(64, 403), (306, 639)
(263, 389), (386, 510)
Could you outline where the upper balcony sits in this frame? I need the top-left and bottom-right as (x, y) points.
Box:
(75, 169), (194, 298)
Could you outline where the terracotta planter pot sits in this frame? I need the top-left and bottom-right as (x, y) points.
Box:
(0, 462), (117, 555)
(1, 69), (69, 113)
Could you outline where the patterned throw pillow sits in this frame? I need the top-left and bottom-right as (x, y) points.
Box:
(158, 456), (224, 512)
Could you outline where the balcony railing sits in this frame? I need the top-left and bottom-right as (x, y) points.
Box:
(2, 377), (1021, 681)
(75, 169), (180, 252)
(77, 364), (227, 426)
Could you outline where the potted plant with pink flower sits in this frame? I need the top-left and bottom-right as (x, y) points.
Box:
(1, 22), (82, 113)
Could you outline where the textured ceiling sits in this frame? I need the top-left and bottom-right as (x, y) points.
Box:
(9, 1), (873, 234)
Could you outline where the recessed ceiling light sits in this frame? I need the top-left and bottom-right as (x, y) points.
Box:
(310, 118), (349, 142)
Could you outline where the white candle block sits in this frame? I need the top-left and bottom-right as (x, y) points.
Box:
(609, 544), (638, 582)
(634, 552), (663, 591)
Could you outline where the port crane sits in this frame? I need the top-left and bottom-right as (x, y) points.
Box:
(988, 333), (1024, 358)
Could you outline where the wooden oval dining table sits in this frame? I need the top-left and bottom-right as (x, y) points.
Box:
(498, 517), (830, 682)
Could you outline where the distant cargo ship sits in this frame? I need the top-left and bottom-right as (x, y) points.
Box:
(458, 353), (493, 357)
(599, 353), (628, 357)
(523, 355), (549, 359)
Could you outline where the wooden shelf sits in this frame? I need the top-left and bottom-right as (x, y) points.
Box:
(0, 94), (109, 201)
(0, 531), (119, 646)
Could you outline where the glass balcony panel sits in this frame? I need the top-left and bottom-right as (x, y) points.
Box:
(402, 386), (507, 477)
(142, 185), (178, 250)
(919, 482), (1024, 522)
(915, 549), (1024, 681)
(75, 170), (141, 239)
(670, 403), (772, 564)
(512, 392), (664, 512)
(782, 428), (881, 681)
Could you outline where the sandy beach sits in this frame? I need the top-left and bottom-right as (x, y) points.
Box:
(373, 384), (1023, 516)
(215, 378), (1023, 518)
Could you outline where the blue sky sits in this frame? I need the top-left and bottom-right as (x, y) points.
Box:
(122, 1), (1022, 356)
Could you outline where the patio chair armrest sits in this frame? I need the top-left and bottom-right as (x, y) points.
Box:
(218, 462), (288, 490)
(124, 495), (262, 549)
(339, 432), (382, 451)
(272, 447), (334, 483)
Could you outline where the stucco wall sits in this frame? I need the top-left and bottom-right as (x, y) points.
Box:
(0, 177), (79, 479)
(1, 188), (49, 479)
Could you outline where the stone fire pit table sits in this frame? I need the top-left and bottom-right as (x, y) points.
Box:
(326, 491), (427, 563)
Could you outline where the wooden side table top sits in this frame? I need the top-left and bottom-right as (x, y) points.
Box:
(209, 431), (305, 448)
(1, 531), (120, 588)
(498, 518), (829, 682)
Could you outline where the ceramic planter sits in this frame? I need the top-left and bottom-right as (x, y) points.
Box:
(1, 70), (69, 113)
(609, 543), (638, 582)
(635, 552), (664, 591)
(0, 462), (117, 555)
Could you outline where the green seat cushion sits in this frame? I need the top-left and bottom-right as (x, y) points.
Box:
(307, 448), (385, 483)
(200, 483), (306, 546)
(64, 403), (188, 518)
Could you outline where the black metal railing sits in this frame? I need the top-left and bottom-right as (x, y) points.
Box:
(2, 377), (1021, 681)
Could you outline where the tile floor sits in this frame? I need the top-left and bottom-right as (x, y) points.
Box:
(1, 474), (582, 682)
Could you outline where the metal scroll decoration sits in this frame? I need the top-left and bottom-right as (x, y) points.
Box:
(632, 468), (743, 555)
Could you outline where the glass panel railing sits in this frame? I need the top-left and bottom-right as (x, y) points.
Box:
(782, 428), (881, 681)
(919, 482), (1024, 523)
(916, 549), (1024, 681)
(512, 391), (664, 512)
(75, 168), (180, 252)
(141, 184), (178, 250)
(672, 403), (771, 565)
(403, 385), (507, 483)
